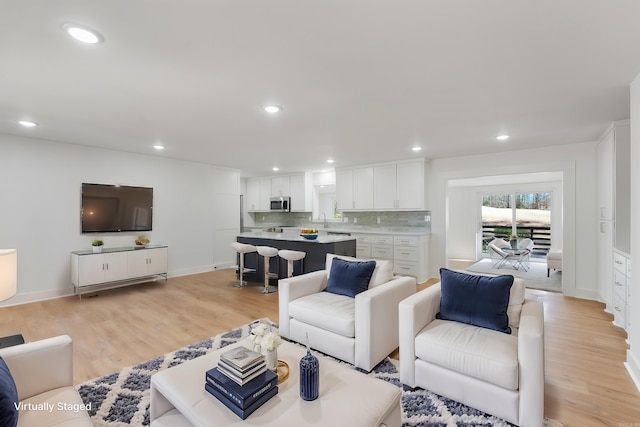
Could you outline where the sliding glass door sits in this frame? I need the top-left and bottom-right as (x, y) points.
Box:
(481, 191), (551, 257)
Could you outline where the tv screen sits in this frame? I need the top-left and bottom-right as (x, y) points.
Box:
(81, 183), (153, 233)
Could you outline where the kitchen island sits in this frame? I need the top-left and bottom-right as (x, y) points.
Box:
(236, 232), (357, 283)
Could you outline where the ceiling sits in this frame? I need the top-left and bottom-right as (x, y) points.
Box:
(2, 1), (640, 177)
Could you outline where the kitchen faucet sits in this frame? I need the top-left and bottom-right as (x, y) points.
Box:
(321, 212), (328, 228)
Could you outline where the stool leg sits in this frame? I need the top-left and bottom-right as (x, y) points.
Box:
(262, 256), (277, 294)
(236, 253), (244, 287)
(287, 259), (294, 278)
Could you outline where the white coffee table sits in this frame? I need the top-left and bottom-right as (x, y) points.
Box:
(150, 337), (401, 427)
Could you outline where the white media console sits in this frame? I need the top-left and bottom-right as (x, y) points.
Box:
(71, 245), (168, 297)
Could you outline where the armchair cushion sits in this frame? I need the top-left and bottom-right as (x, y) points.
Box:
(325, 258), (376, 297)
(437, 268), (513, 334)
(326, 254), (393, 288)
(415, 319), (519, 390)
(289, 292), (356, 337)
(0, 357), (18, 427)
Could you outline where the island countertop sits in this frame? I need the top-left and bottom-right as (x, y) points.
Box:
(237, 231), (356, 244)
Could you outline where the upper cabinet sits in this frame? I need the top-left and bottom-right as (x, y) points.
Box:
(246, 173), (311, 212)
(336, 167), (374, 210)
(374, 160), (424, 210)
(337, 159), (426, 211)
(271, 176), (290, 197)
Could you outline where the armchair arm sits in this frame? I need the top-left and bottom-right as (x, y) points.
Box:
(517, 298), (544, 427)
(0, 335), (73, 401)
(398, 283), (441, 387)
(354, 276), (416, 372)
(278, 270), (328, 338)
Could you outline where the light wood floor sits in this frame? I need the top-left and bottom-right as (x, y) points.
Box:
(1, 269), (639, 426)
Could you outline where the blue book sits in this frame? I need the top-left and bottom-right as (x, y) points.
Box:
(205, 367), (277, 409)
(205, 382), (278, 419)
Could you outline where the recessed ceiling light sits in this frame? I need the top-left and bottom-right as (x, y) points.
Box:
(326, 159), (334, 164)
(62, 23), (103, 44)
(272, 167), (280, 171)
(263, 105), (282, 114)
(412, 146), (422, 152)
(153, 144), (165, 150)
(18, 120), (38, 127)
(496, 134), (510, 141)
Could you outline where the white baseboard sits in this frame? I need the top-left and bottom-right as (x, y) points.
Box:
(625, 350), (640, 393)
(0, 288), (74, 307)
(167, 265), (217, 278)
(0, 265), (230, 307)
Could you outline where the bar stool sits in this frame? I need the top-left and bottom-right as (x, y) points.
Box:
(230, 242), (257, 287)
(278, 249), (306, 278)
(256, 246), (279, 294)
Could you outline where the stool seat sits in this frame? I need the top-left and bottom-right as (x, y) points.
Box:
(256, 246), (279, 293)
(231, 242), (257, 254)
(256, 246), (279, 257)
(278, 249), (306, 278)
(230, 243), (257, 287)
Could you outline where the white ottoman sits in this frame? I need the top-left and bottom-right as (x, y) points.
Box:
(546, 249), (562, 277)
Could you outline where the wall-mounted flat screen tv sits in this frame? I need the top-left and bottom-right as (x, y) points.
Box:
(81, 183), (153, 233)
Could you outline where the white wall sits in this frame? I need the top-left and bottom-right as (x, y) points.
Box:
(428, 141), (598, 299)
(0, 134), (238, 305)
(627, 73), (640, 390)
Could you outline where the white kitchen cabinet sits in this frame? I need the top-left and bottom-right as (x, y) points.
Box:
(396, 160), (425, 209)
(596, 121), (630, 309)
(373, 164), (397, 209)
(336, 167), (374, 210)
(271, 176), (290, 197)
(71, 246), (168, 296)
(289, 173), (312, 212)
(393, 234), (429, 282)
(597, 130), (615, 221)
(336, 169), (354, 211)
(373, 160), (424, 210)
(353, 167), (374, 210)
(338, 160), (424, 211)
(246, 177), (272, 211)
(612, 250), (629, 332)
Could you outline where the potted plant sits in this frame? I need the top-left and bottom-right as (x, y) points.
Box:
(91, 239), (104, 253)
(135, 235), (150, 247)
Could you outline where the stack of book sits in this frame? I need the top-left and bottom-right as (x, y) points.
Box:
(205, 346), (279, 419)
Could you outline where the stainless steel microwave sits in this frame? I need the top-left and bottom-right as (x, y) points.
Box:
(270, 196), (291, 212)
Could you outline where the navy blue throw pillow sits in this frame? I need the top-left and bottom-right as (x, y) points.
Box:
(436, 268), (513, 334)
(0, 356), (19, 427)
(325, 258), (376, 298)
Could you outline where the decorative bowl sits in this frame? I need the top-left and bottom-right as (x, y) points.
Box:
(300, 233), (318, 240)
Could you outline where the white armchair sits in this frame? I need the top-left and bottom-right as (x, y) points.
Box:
(0, 335), (93, 427)
(399, 273), (545, 427)
(279, 254), (416, 372)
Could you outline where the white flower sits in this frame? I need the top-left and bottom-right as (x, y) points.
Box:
(250, 322), (270, 344)
(260, 332), (282, 352)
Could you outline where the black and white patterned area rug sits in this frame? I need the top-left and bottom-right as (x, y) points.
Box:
(77, 320), (562, 427)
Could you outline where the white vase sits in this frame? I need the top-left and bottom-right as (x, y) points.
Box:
(253, 344), (262, 354)
(264, 349), (277, 371)
(92, 246), (103, 253)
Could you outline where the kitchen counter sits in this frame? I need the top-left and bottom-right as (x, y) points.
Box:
(237, 231), (356, 244)
(236, 233), (356, 282)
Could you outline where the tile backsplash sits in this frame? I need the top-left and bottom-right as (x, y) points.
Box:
(248, 210), (431, 232)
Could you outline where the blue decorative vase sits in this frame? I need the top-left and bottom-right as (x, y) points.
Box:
(299, 336), (319, 401)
